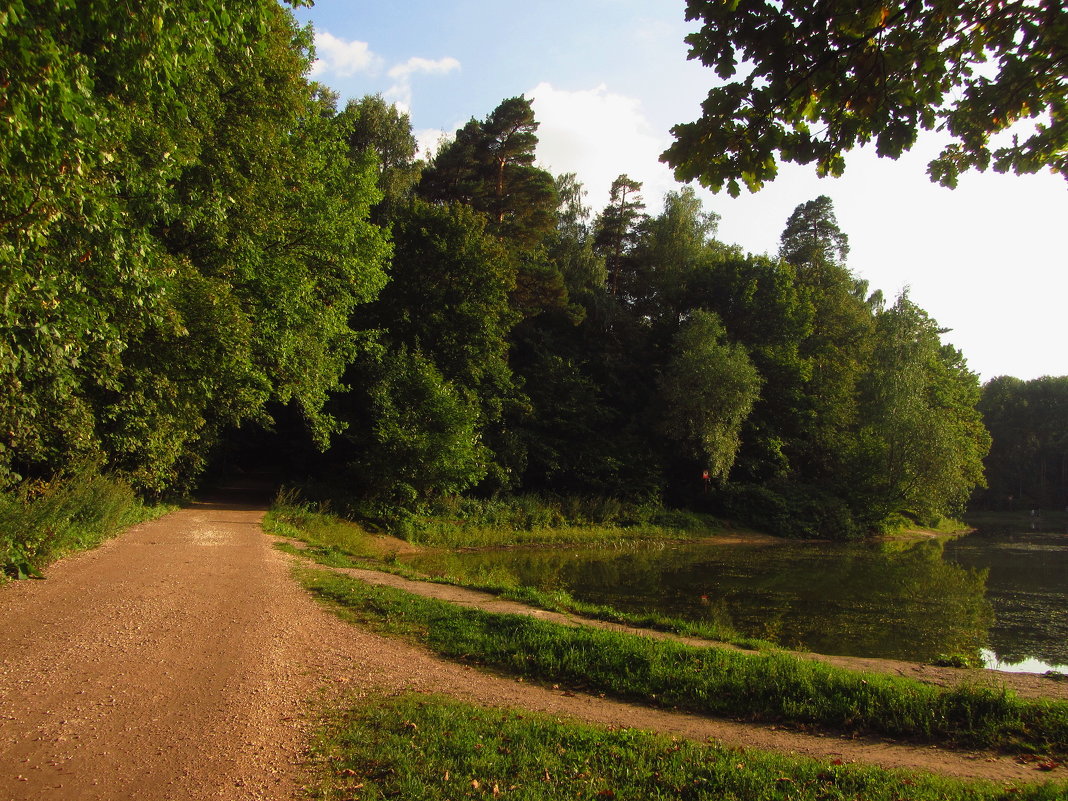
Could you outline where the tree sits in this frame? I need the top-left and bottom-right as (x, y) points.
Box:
(778, 197), (873, 483)
(0, 1), (390, 491)
(346, 347), (489, 509)
(146, 6), (390, 476)
(681, 253), (812, 482)
(593, 175), (647, 299)
(664, 0), (1068, 195)
(419, 96), (557, 248)
(336, 94), (421, 221)
(362, 200), (516, 410)
(779, 196), (849, 268)
(635, 186), (721, 318)
(355, 199), (521, 490)
(418, 97), (565, 319)
(978, 375), (1068, 510)
(657, 311), (762, 480)
(549, 173), (606, 298)
(0, 0), (280, 487)
(849, 294), (989, 526)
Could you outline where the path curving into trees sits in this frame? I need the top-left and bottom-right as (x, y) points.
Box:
(0, 502), (1061, 800)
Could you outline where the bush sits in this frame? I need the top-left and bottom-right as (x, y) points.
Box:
(0, 470), (151, 579)
(720, 481), (862, 540)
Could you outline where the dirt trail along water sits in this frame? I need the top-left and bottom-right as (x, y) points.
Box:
(0, 500), (1062, 801)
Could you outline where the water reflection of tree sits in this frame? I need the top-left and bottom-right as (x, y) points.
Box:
(407, 539), (993, 663)
(748, 540), (993, 662)
(946, 529), (1068, 669)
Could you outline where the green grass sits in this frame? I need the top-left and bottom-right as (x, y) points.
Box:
(264, 500), (381, 565)
(395, 494), (722, 547)
(306, 692), (1068, 801)
(0, 471), (171, 580)
(301, 570), (1068, 757)
(268, 499), (769, 648)
(275, 487), (728, 548)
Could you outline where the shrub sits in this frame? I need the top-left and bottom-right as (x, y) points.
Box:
(0, 470), (150, 579)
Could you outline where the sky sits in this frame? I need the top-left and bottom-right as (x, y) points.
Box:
(290, 0), (1068, 383)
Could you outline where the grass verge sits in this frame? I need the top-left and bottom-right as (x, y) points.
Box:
(274, 489), (726, 548)
(265, 502), (769, 648)
(0, 471), (172, 580)
(301, 570), (1068, 757)
(307, 692), (1067, 800)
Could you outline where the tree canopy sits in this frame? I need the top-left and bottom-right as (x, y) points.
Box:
(2, 4), (998, 539)
(0, 0), (389, 491)
(663, 0), (1068, 195)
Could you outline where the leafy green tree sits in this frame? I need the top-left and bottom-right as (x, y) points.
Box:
(658, 311), (762, 479)
(347, 347), (489, 508)
(143, 5), (389, 481)
(850, 294), (989, 526)
(778, 196), (850, 268)
(664, 0), (1068, 194)
(510, 173), (663, 497)
(336, 94), (422, 221)
(418, 96), (565, 319)
(419, 96), (557, 248)
(633, 186), (721, 319)
(363, 200), (516, 409)
(95, 267), (269, 493)
(355, 199), (521, 490)
(779, 197), (874, 483)
(549, 173), (606, 298)
(0, 1), (390, 491)
(0, 0), (276, 486)
(680, 253), (812, 482)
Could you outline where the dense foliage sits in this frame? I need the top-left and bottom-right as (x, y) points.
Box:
(665, 0), (1068, 194)
(4, 3), (995, 542)
(0, 1), (389, 492)
(976, 375), (1068, 511)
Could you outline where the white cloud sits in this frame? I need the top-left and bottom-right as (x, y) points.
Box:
(414, 127), (452, 160)
(528, 82), (679, 212)
(386, 56), (461, 112)
(310, 31), (382, 78)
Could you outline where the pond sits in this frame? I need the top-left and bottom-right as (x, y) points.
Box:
(403, 520), (1068, 672)
(944, 522), (1068, 673)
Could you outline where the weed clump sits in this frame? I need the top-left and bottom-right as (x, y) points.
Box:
(0, 470), (159, 580)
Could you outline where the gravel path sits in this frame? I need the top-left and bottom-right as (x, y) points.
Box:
(0, 499), (1062, 800)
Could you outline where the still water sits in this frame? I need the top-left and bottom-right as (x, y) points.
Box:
(404, 522), (1068, 672)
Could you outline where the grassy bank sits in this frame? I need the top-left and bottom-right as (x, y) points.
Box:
(395, 494), (719, 548)
(265, 501), (767, 647)
(0, 471), (171, 580)
(273, 489), (724, 548)
(308, 693), (1067, 801)
(302, 570), (1068, 757)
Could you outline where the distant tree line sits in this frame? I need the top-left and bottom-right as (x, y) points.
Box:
(2, 1), (996, 538)
(975, 377), (1068, 511)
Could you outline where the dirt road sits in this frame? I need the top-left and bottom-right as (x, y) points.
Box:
(0, 499), (1061, 800)
(0, 498), (355, 799)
